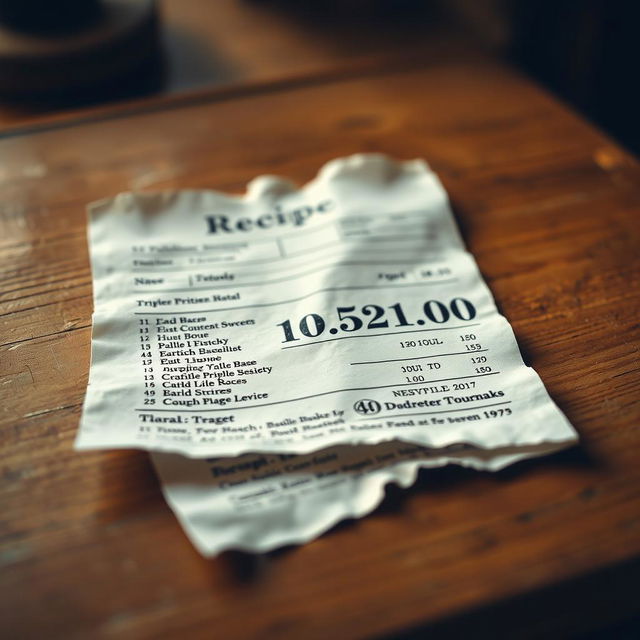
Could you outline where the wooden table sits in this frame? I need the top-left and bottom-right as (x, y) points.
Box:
(1, 46), (640, 639)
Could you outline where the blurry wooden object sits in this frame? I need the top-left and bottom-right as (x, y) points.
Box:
(1, 14), (640, 640)
(0, 0), (160, 96)
(0, 0), (470, 127)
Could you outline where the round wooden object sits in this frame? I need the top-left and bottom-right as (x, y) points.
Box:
(0, 0), (160, 96)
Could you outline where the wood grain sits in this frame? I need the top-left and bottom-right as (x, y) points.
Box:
(1, 56), (639, 639)
(0, 0), (469, 131)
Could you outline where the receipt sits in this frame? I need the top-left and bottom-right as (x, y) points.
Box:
(76, 154), (577, 458)
(77, 154), (578, 554)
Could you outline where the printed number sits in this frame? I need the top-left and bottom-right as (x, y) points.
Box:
(362, 304), (389, 329)
(450, 297), (476, 321)
(353, 399), (382, 415)
(484, 408), (512, 418)
(337, 306), (363, 332)
(277, 298), (477, 343)
(453, 381), (476, 390)
(423, 300), (449, 323)
(299, 314), (325, 338)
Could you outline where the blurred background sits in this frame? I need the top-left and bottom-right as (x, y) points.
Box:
(0, 0), (638, 154)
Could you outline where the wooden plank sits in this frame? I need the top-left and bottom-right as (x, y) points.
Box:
(1, 59), (639, 639)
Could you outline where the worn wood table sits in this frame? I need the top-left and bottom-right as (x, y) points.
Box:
(1, 51), (639, 639)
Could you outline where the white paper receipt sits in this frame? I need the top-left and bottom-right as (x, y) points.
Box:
(77, 154), (577, 554)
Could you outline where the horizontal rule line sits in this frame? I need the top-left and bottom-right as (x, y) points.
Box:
(359, 401), (512, 420)
(133, 279), (460, 315)
(351, 348), (489, 365)
(130, 249), (443, 272)
(132, 274), (458, 294)
(134, 372), (499, 413)
(282, 323), (481, 349)
(131, 255), (442, 273)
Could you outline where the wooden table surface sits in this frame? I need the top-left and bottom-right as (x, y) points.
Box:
(1, 47), (640, 639)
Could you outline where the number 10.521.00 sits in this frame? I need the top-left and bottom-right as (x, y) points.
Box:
(276, 298), (477, 343)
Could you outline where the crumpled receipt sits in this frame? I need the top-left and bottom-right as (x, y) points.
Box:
(77, 154), (577, 554)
